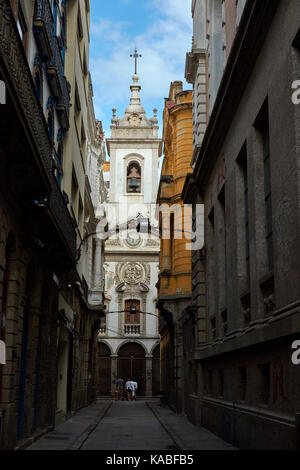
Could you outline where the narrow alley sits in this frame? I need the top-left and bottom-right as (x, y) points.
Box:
(1, 0), (299, 454)
(27, 399), (235, 451)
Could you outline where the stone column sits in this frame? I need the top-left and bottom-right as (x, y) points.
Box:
(145, 355), (153, 397)
(110, 354), (118, 393)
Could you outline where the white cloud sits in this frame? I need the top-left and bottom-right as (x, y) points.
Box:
(90, 0), (192, 134)
(151, 0), (192, 29)
(91, 19), (130, 43)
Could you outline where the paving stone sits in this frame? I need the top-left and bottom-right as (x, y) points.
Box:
(27, 399), (236, 451)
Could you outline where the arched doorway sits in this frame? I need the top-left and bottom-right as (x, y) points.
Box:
(0, 233), (16, 406)
(118, 343), (146, 396)
(152, 344), (160, 396)
(98, 342), (111, 395)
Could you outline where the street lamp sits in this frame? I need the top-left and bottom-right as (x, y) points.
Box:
(129, 306), (137, 316)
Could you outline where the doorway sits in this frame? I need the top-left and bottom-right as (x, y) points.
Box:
(117, 343), (146, 396)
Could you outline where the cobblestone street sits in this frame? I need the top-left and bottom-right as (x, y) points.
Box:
(27, 399), (235, 451)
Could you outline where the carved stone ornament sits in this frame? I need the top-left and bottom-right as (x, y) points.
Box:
(116, 282), (126, 293)
(123, 263), (144, 285)
(146, 238), (160, 247)
(139, 282), (149, 293)
(124, 233), (142, 248)
(106, 238), (121, 247)
(128, 114), (141, 126)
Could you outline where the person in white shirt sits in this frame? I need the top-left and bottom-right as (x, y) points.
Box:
(125, 378), (132, 401)
(131, 380), (138, 401)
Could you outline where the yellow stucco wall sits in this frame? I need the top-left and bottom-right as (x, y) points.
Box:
(157, 83), (193, 298)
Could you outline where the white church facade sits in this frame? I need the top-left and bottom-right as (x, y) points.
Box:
(98, 64), (162, 397)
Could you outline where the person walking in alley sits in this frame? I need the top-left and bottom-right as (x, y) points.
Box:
(116, 377), (124, 400)
(125, 378), (132, 401)
(131, 379), (138, 401)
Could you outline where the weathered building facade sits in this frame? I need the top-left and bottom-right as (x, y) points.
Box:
(157, 82), (194, 413)
(183, 0), (300, 449)
(0, 0), (105, 449)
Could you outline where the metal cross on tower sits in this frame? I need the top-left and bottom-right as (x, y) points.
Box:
(130, 48), (142, 75)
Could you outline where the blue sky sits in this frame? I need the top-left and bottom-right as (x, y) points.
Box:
(89, 0), (192, 141)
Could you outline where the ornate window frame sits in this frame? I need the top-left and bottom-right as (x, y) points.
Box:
(124, 299), (141, 325)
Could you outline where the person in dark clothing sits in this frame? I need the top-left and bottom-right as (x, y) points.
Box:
(116, 377), (124, 400)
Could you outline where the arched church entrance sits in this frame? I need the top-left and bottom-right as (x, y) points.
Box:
(117, 343), (146, 396)
(98, 343), (111, 395)
(152, 344), (160, 396)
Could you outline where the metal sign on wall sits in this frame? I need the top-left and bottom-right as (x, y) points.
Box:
(0, 80), (6, 104)
(0, 340), (5, 365)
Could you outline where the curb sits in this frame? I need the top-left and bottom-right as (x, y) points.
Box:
(15, 426), (54, 451)
(146, 401), (189, 451)
(68, 401), (112, 450)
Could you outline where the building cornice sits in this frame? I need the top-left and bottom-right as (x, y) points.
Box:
(106, 138), (162, 144)
(185, 48), (206, 84)
(104, 253), (159, 261)
(106, 138), (162, 157)
(168, 101), (192, 116)
(194, 301), (300, 361)
(158, 293), (192, 303)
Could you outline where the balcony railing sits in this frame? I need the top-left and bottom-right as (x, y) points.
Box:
(47, 36), (64, 98)
(124, 324), (140, 335)
(47, 36), (70, 130)
(56, 76), (70, 131)
(33, 0), (53, 61)
(48, 175), (77, 261)
(0, 0), (76, 266)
